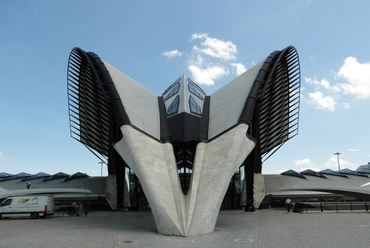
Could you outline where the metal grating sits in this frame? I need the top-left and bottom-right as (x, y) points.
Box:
(67, 48), (110, 163)
(258, 46), (300, 162)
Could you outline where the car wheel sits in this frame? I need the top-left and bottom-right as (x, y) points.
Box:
(31, 212), (39, 219)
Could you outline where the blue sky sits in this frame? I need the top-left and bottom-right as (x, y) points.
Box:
(1, 1), (370, 176)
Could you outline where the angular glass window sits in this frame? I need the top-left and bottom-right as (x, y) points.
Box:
(189, 95), (201, 115)
(164, 81), (180, 101)
(168, 95), (180, 115)
(188, 80), (204, 100)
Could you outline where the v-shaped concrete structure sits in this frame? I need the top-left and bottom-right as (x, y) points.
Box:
(67, 46), (300, 236)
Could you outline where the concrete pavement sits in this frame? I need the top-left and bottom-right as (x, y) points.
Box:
(0, 209), (369, 247)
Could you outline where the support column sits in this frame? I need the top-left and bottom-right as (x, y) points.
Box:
(245, 104), (262, 210)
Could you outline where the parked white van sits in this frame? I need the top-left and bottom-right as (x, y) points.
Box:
(0, 195), (54, 219)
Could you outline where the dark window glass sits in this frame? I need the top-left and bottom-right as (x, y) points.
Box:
(188, 81), (204, 100)
(2, 199), (12, 206)
(189, 96), (201, 115)
(164, 82), (180, 101)
(168, 95), (180, 115)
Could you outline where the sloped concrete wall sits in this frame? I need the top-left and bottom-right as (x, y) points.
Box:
(114, 124), (255, 236)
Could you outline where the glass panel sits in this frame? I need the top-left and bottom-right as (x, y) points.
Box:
(189, 95), (201, 115)
(168, 95), (179, 115)
(188, 81), (204, 100)
(164, 82), (180, 101)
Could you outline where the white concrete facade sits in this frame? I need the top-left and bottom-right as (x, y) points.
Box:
(208, 60), (264, 139)
(104, 61), (161, 140)
(114, 123), (255, 236)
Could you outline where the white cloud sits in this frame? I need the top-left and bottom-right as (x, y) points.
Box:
(304, 57), (370, 111)
(162, 34), (245, 86)
(231, 63), (247, 76)
(304, 77), (340, 92)
(293, 158), (320, 171)
(294, 156), (357, 172)
(188, 64), (228, 86)
(325, 156), (357, 171)
(190, 33), (237, 61)
(308, 91), (336, 111)
(294, 158), (313, 166)
(341, 102), (350, 109)
(349, 148), (359, 152)
(162, 50), (182, 58)
(187, 33), (243, 85)
(0, 151), (14, 162)
(337, 57), (370, 98)
(0, 151), (5, 160)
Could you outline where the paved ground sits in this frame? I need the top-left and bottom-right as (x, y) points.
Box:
(0, 209), (369, 247)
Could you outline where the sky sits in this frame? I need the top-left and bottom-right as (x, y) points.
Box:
(1, 1), (370, 176)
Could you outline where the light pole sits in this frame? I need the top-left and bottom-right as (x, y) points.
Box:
(98, 161), (104, 176)
(333, 152), (341, 171)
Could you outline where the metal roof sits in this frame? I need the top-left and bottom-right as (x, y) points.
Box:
(21, 172), (51, 181)
(0, 172), (32, 181)
(319, 169), (348, 178)
(0, 172), (13, 179)
(300, 169), (327, 178)
(281, 169), (306, 179)
(63, 172), (89, 182)
(339, 169), (368, 177)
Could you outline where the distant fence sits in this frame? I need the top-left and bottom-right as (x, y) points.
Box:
(294, 202), (370, 213)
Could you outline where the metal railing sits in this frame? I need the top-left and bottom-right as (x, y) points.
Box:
(293, 202), (370, 213)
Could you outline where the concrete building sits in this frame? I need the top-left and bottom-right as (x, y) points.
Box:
(65, 45), (301, 236)
(1, 39), (369, 226)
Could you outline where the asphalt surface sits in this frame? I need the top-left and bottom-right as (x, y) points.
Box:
(0, 209), (369, 247)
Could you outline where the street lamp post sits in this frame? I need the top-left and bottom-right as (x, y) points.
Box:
(98, 161), (104, 176)
(333, 152), (341, 171)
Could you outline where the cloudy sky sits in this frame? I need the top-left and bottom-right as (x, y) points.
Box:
(1, 1), (370, 176)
